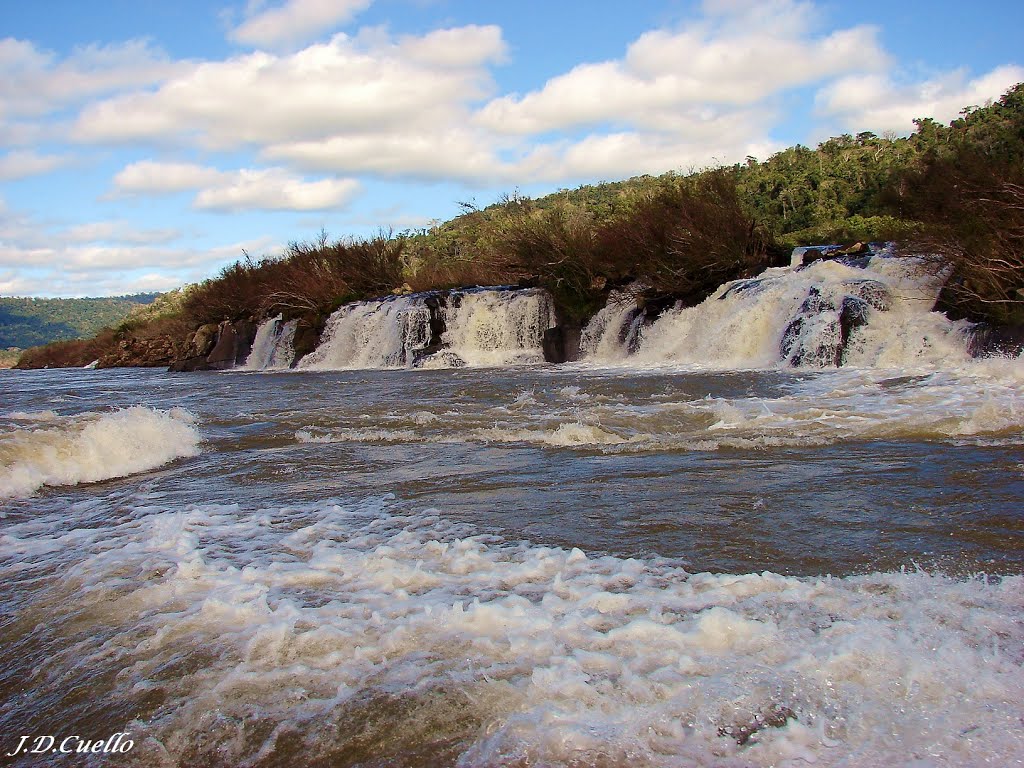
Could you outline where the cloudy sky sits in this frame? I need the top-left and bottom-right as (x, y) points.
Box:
(2, 0), (1022, 297)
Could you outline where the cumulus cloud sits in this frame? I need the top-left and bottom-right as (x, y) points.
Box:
(263, 127), (513, 183)
(73, 27), (506, 153)
(112, 161), (360, 211)
(193, 168), (360, 211)
(0, 38), (183, 119)
(475, 0), (887, 135)
(0, 150), (70, 181)
(230, 0), (373, 49)
(112, 161), (224, 194)
(816, 65), (1024, 135)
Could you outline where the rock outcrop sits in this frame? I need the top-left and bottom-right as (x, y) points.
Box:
(169, 319), (257, 372)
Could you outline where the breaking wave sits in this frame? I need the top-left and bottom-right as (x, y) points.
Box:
(0, 407), (202, 498)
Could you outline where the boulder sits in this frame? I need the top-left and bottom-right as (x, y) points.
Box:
(543, 324), (582, 364)
(205, 321), (239, 369)
(965, 323), (1024, 358)
(781, 283), (893, 367)
(188, 323), (219, 358)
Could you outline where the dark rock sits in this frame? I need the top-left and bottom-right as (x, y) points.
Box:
(779, 316), (806, 362)
(966, 323), (1024, 358)
(782, 283), (892, 367)
(205, 321), (239, 370)
(542, 324), (582, 364)
(798, 287), (834, 314)
(169, 356), (214, 372)
(423, 294), (447, 348)
(835, 254), (873, 269)
(800, 248), (824, 266)
(412, 350), (465, 368)
(842, 279), (891, 311)
(291, 315), (326, 365)
(719, 278), (768, 300)
(189, 323), (219, 358)
(838, 296), (871, 365)
(411, 342), (445, 367)
(837, 241), (869, 255)
(232, 319), (257, 366)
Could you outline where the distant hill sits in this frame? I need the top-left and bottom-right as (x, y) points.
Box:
(0, 293), (160, 348)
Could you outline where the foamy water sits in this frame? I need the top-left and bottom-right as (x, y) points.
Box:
(0, 495), (1021, 766)
(0, 363), (1021, 766)
(0, 406), (201, 498)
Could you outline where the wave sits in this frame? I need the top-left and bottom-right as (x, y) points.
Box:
(0, 407), (202, 498)
(1, 497), (1019, 766)
(284, 366), (1024, 453)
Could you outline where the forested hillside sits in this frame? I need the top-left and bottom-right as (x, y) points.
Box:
(0, 294), (160, 348)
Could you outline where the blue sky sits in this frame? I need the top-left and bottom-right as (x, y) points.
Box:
(1, 0), (1022, 297)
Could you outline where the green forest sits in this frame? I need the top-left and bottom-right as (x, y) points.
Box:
(14, 83), (1024, 368)
(0, 294), (159, 349)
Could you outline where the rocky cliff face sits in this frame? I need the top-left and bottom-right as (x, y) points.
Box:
(169, 319), (258, 372)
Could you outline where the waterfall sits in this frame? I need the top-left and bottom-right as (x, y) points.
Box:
(241, 315), (298, 371)
(579, 289), (646, 361)
(436, 288), (557, 368)
(298, 295), (431, 370)
(585, 249), (975, 369)
(299, 288), (556, 370)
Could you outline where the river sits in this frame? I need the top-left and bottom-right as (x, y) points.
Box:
(1, 360), (1022, 766)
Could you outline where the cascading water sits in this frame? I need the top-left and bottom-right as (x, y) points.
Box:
(299, 295), (432, 370)
(435, 288), (557, 368)
(579, 289), (646, 361)
(300, 288), (557, 370)
(583, 249), (976, 369)
(241, 315), (298, 370)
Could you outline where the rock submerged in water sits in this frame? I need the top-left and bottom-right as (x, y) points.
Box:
(781, 280), (893, 367)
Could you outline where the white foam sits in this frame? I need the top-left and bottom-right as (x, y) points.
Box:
(295, 428), (418, 443)
(5, 409), (60, 422)
(586, 257), (978, 370)
(241, 314), (298, 371)
(0, 407), (201, 498)
(441, 288), (556, 367)
(281, 366), (1024, 452)
(299, 295), (431, 370)
(3, 499), (1018, 765)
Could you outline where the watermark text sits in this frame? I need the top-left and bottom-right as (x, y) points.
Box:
(6, 733), (134, 757)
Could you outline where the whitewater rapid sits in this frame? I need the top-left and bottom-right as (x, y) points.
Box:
(0, 407), (201, 498)
(1, 493), (1021, 766)
(1, 348), (1021, 765)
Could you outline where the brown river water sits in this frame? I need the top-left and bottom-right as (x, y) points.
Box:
(1, 361), (1022, 767)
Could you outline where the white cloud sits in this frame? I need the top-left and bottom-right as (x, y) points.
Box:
(113, 160), (361, 211)
(475, 0), (887, 136)
(73, 28), (505, 152)
(113, 161), (226, 194)
(0, 38), (183, 119)
(398, 25), (508, 69)
(0, 150), (69, 180)
(230, 0), (373, 49)
(61, 221), (182, 245)
(816, 65), (1024, 135)
(511, 132), (784, 184)
(0, 269), (38, 296)
(263, 127), (513, 183)
(193, 168), (360, 211)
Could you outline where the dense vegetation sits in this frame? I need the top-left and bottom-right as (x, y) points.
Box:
(0, 294), (159, 348)
(14, 83), (1024, 368)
